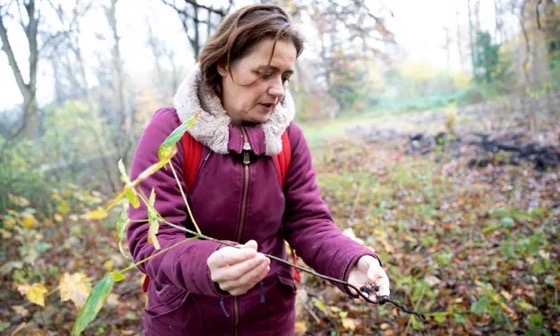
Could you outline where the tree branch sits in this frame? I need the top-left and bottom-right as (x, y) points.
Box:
(0, 10), (27, 95)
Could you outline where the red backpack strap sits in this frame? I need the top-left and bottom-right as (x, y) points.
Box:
(273, 130), (301, 283)
(182, 132), (204, 193)
(273, 130), (292, 187)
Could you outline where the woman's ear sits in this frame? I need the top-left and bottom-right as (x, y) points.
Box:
(217, 64), (228, 77)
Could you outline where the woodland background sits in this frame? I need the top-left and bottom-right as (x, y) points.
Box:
(0, 0), (558, 335)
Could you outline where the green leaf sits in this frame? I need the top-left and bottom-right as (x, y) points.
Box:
(544, 275), (556, 286)
(124, 187), (140, 209)
(491, 208), (509, 218)
(311, 297), (328, 316)
(432, 312), (446, 323)
(482, 223), (500, 233)
(158, 115), (196, 160)
(528, 313), (543, 326)
(500, 217), (514, 228)
(453, 313), (465, 324)
(111, 271), (126, 283)
(115, 205), (130, 256)
(71, 273), (115, 336)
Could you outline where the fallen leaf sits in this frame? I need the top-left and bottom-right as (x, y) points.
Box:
(59, 272), (92, 308)
(21, 215), (36, 229)
(341, 316), (358, 331)
(17, 283), (48, 307)
(12, 305), (29, 317)
(294, 321), (307, 336)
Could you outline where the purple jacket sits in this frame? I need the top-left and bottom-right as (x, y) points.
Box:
(127, 68), (378, 335)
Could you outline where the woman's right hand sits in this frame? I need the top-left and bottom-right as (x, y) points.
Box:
(207, 240), (270, 296)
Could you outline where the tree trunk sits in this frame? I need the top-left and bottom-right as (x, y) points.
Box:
(0, 1), (40, 138)
(543, 0), (560, 70)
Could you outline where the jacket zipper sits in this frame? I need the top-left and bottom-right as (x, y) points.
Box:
(234, 127), (251, 336)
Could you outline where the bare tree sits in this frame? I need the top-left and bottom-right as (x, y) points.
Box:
(0, 0), (40, 138)
(161, 0), (234, 59)
(103, 0), (133, 189)
(303, 0), (395, 116)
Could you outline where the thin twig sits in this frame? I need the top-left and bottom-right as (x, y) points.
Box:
(157, 217), (426, 319)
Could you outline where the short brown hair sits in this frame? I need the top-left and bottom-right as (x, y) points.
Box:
(199, 4), (304, 96)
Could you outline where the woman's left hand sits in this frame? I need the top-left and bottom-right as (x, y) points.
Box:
(346, 255), (390, 300)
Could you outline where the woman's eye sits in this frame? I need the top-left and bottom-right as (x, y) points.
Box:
(282, 77), (290, 84)
(260, 72), (273, 79)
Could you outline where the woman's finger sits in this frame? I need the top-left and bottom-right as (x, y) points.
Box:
(208, 246), (257, 269)
(367, 263), (390, 297)
(211, 253), (268, 283)
(219, 260), (270, 294)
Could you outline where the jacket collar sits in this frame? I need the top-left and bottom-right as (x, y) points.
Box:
(173, 66), (295, 156)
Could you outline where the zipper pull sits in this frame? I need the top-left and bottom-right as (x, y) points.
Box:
(243, 141), (251, 165)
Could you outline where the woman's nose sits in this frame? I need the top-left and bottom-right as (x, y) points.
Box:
(267, 77), (285, 97)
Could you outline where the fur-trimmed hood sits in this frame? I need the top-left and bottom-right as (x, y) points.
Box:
(173, 67), (295, 156)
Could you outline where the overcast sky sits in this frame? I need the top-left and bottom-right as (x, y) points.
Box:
(0, 0), (496, 110)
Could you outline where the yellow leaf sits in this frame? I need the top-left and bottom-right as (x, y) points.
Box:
(147, 189), (161, 250)
(341, 317), (358, 331)
(59, 272), (92, 309)
(57, 200), (71, 215)
(294, 321), (307, 335)
(1, 229), (12, 239)
(3, 216), (16, 228)
(103, 260), (114, 272)
(54, 213), (64, 222)
(147, 225), (161, 250)
(17, 283), (48, 307)
(21, 215), (36, 229)
(83, 207), (108, 221)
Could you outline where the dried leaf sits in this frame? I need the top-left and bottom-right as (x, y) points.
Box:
(59, 272), (92, 309)
(12, 305), (29, 317)
(147, 189), (161, 250)
(17, 283), (48, 307)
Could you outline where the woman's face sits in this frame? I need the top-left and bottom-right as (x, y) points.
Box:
(218, 38), (297, 125)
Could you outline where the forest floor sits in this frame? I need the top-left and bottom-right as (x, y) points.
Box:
(0, 102), (558, 335)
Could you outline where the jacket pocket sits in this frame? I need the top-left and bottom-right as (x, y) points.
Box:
(276, 263), (296, 293)
(144, 284), (203, 334)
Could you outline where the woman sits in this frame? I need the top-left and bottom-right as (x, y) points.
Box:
(127, 4), (390, 335)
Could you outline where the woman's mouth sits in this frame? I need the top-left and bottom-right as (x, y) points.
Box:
(260, 103), (274, 108)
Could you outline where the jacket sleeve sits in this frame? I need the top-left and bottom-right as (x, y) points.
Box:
(282, 122), (380, 292)
(126, 107), (225, 297)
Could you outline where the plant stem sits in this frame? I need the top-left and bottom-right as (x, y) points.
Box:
(158, 218), (426, 319)
(119, 237), (194, 274)
(169, 162), (202, 235)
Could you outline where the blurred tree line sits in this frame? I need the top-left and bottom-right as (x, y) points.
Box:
(0, 0), (559, 214)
